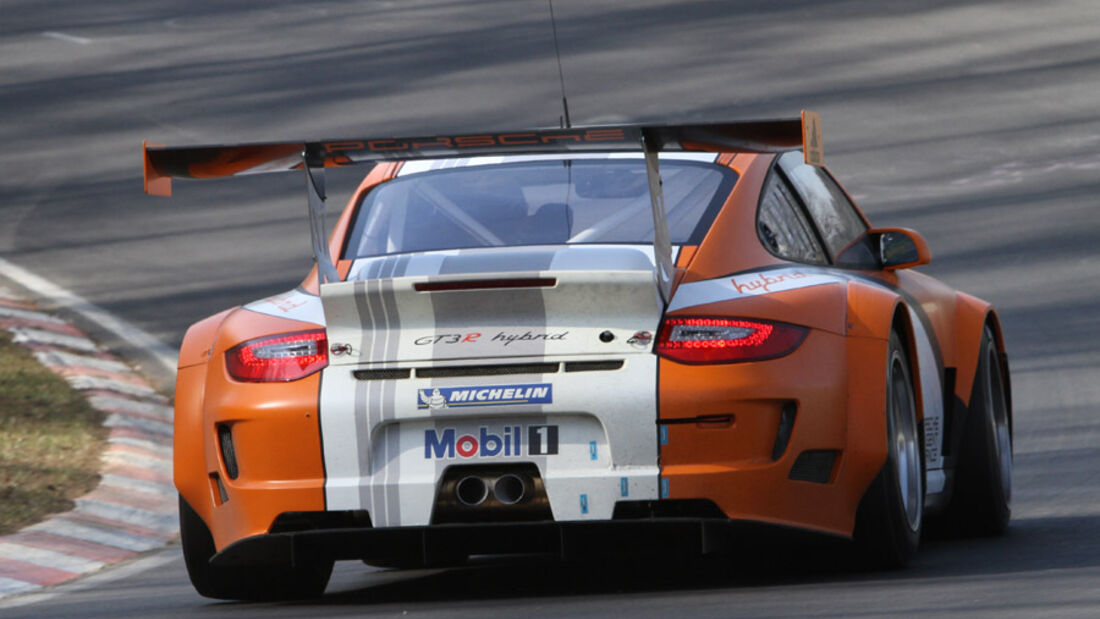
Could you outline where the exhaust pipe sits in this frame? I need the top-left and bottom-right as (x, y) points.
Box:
(492, 474), (528, 505)
(455, 476), (489, 506)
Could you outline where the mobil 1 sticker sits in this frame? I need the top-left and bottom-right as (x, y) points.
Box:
(528, 424), (558, 456)
(424, 424), (558, 459)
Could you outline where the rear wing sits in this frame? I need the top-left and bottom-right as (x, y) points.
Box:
(143, 111), (824, 303)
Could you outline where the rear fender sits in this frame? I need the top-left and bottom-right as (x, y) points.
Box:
(177, 307), (328, 542)
(952, 294), (1011, 443)
(175, 308), (237, 523)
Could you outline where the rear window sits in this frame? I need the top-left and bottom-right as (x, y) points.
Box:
(342, 158), (737, 259)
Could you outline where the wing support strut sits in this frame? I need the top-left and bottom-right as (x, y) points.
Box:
(641, 130), (674, 306)
(303, 154), (340, 285)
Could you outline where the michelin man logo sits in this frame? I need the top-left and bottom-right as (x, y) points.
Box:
(419, 388), (448, 410)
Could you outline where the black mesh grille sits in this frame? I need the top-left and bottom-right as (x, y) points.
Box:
(217, 424), (239, 480)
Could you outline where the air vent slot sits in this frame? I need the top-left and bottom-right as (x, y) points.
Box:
(414, 278), (556, 292)
(217, 424), (239, 480)
(771, 401), (797, 461)
(564, 360), (624, 372)
(352, 368), (412, 381)
(416, 363), (559, 378)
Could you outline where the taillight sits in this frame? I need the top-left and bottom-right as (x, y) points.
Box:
(655, 317), (807, 364)
(225, 329), (328, 382)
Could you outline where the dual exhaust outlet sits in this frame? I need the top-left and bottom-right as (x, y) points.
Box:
(455, 473), (528, 507)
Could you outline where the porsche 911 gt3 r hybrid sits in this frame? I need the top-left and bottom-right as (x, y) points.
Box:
(144, 113), (1013, 600)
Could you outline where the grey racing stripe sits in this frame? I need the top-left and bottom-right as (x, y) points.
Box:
(352, 279), (375, 512)
(380, 255), (407, 525)
(346, 255), (411, 524)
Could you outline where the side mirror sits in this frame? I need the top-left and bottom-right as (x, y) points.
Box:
(871, 227), (931, 271)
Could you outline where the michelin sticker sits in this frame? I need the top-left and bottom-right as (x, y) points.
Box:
(417, 383), (553, 410)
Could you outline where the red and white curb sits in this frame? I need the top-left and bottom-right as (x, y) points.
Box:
(0, 287), (176, 599)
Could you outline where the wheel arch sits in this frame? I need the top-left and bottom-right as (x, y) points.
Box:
(846, 280), (924, 423)
(952, 293), (1007, 414)
(983, 308), (1013, 436)
(844, 281), (916, 511)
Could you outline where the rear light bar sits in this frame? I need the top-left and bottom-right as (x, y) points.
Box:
(655, 317), (807, 364)
(226, 329), (328, 382)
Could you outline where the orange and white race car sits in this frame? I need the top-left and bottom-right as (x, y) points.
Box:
(144, 113), (1012, 600)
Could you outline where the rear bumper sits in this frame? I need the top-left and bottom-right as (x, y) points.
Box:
(210, 516), (837, 568)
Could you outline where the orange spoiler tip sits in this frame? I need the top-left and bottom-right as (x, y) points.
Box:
(801, 110), (824, 166)
(143, 141), (172, 196)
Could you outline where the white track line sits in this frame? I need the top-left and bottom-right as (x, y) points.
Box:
(41, 31), (92, 45)
(0, 257), (177, 377)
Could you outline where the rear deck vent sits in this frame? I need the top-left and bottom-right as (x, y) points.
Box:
(352, 368), (412, 381)
(414, 278), (556, 292)
(416, 363), (559, 379)
(564, 360), (624, 372)
(788, 450), (838, 484)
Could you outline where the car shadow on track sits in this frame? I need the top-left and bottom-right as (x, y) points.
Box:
(250, 513), (1100, 609)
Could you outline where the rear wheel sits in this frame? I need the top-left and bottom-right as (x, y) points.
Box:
(943, 326), (1012, 536)
(179, 496), (333, 601)
(854, 330), (924, 568)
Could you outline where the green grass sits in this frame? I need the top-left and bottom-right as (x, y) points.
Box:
(0, 331), (107, 535)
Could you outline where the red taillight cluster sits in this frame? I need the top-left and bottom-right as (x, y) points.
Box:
(655, 317), (807, 364)
(225, 329), (328, 382)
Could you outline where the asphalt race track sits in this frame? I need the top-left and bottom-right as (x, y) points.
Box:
(2, 0), (1100, 616)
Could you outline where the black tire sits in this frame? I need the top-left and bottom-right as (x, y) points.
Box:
(179, 496), (333, 601)
(943, 326), (1012, 536)
(854, 330), (924, 568)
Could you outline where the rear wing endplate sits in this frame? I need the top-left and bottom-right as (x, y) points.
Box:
(143, 111), (824, 303)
